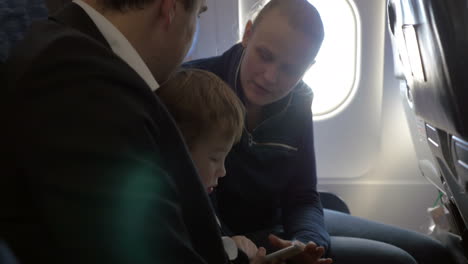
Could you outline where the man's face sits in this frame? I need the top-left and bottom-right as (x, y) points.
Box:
(240, 9), (320, 107)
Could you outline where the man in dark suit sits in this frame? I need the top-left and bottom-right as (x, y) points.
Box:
(0, 0), (235, 263)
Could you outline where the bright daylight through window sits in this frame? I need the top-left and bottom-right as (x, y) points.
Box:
(303, 0), (359, 117)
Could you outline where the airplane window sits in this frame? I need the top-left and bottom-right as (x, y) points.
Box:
(303, 0), (360, 118)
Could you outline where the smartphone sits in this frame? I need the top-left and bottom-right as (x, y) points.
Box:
(264, 241), (303, 262)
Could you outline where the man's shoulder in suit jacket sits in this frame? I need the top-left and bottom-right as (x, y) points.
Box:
(0, 3), (228, 264)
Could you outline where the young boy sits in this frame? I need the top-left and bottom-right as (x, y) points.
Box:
(157, 69), (262, 263)
(157, 69), (244, 195)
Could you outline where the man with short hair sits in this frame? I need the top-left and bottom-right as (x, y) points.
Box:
(0, 1), (236, 264)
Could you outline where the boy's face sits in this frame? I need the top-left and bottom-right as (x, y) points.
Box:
(190, 133), (235, 194)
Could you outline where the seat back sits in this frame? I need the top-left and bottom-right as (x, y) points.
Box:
(0, 0), (48, 63)
(387, 0), (468, 251)
(0, 241), (17, 264)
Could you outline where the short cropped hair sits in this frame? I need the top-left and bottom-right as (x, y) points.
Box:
(98, 0), (194, 11)
(252, 0), (324, 46)
(157, 69), (245, 148)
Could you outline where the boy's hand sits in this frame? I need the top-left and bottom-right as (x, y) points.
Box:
(232, 235), (258, 259)
(268, 234), (333, 264)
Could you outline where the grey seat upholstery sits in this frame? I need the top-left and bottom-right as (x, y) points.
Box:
(387, 0), (468, 255)
(0, 0), (48, 62)
(0, 241), (17, 264)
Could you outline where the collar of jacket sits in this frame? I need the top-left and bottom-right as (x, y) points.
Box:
(50, 2), (109, 49)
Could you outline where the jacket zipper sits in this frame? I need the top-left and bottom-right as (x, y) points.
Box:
(246, 130), (298, 151)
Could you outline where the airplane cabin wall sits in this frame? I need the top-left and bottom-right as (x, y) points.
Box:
(185, 0), (239, 61)
(316, 0), (438, 232)
(189, 0), (439, 233)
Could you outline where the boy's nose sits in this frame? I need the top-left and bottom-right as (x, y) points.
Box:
(218, 165), (227, 178)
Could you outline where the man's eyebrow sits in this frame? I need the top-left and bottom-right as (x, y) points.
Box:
(199, 5), (208, 14)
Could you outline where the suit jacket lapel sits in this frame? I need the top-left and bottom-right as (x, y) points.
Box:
(50, 3), (109, 49)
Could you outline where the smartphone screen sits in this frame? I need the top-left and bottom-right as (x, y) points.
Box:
(264, 241), (303, 262)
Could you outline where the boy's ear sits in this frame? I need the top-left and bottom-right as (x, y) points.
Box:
(159, 0), (177, 29)
(241, 20), (253, 48)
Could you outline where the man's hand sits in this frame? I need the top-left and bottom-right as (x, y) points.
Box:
(249, 247), (267, 264)
(232, 235), (259, 259)
(268, 234), (333, 264)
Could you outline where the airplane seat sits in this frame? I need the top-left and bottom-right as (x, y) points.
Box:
(0, 61), (4, 81)
(0, 0), (48, 63)
(0, 241), (18, 264)
(387, 0), (468, 256)
(319, 191), (351, 214)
